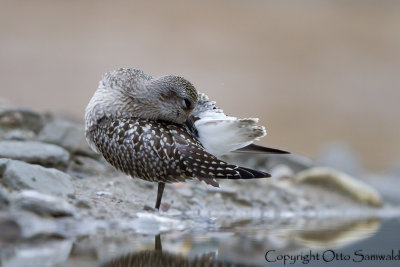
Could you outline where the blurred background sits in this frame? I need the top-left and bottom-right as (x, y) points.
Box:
(1, 0), (399, 172)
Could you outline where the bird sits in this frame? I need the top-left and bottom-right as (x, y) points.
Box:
(85, 68), (288, 210)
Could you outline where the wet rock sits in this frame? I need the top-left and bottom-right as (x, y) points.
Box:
(294, 167), (383, 207)
(130, 212), (188, 234)
(1, 239), (73, 267)
(0, 105), (44, 133)
(11, 190), (75, 217)
(0, 159), (75, 196)
(5, 210), (83, 239)
(38, 119), (98, 158)
(0, 141), (70, 168)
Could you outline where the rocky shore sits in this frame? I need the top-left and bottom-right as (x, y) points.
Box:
(0, 100), (399, 266)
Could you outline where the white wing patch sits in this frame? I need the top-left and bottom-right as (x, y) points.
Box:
(192, 94), (266, 157)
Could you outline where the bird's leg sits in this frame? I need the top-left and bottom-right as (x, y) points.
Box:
(155, 182), (165, 210)
(155, 234), (162, 251)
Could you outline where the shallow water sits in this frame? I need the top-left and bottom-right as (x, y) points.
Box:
(2, 217), (399, 266)
(71, 218), (398, 266)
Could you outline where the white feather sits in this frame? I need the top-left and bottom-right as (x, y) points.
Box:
(192, 94), (266, 156)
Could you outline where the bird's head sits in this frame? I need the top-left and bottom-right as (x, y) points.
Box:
(146, 74), (198, 124)
(85, 68), (198, 133)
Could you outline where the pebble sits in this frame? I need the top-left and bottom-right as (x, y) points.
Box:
(0, 141), (70, 168)
(0, 215), (21, 242)
(38, 119), (98, 158)
(294, 167), (383, 207)
(0, 105), (44, 133)
(0, 158), (75, 196)
(1, 239), (73, 267)
(67, 155), (112, 177)
(11, 190), (75, 217)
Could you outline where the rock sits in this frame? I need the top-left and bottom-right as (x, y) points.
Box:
(0, 159), (75, 196)
(0, 141), (70, 168)
(0, 214), (21, 242)
(67, 156), (111, 177)
(11, 190), (75, 217)
(0, 187), (10, 209)
(0, 129), (35, 141)
(74, 197), (91, 209)
(294, 167), (383, 207)
(1, 239), (73, 267)
(38, 119), (98, 158)
(3, 210), (72, 239)
(161, 203), (171, 212)
(269, 164), (294, 180)
(96, 191), (113, 197)
(0, 105), (44, 133)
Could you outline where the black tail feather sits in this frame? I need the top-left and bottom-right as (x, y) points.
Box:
(235, 144), (290, 154)
(232, 167), (271, 179)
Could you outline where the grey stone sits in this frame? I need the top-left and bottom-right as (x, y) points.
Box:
(1, 239), (73, 267)
(67, 156), (111, 177)
(294, 167), (383, 207)
(74, 197), (91, 209)
(0, 187), (10, 209)
(38, 119), (98, 158)
(11, 190), (75, 217)
(0, 214), (21, 242)
(0, 105), (44, 133)
(0, 129), (36, 141)
(0, 141), (70, 167)
(2, 210), (72, 239)
(0, 159), (75, 195)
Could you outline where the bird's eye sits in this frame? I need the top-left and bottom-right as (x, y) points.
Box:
(181, 98), (192, 110)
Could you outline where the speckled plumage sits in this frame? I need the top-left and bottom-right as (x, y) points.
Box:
(91, 117), (246, 187)
(85, 68), (287, 208)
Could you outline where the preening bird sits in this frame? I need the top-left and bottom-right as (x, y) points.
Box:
(85, 68), (288, 209)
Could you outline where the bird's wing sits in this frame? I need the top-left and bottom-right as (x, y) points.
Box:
(93, 118), (270, 187)
(166, 124), (270, 187)
(188, 93), (288, 156)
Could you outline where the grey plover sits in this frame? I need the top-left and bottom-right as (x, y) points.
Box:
(85, 68), (288, 209)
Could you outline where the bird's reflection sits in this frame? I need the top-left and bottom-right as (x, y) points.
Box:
(100, 234), (239, 267)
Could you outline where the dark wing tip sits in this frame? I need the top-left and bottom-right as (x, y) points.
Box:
(235, 167), (271, 179)
(235, 144), (290, 154)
